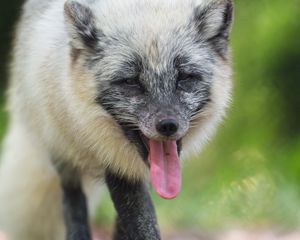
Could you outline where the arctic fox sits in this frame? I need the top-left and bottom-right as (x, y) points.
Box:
(0, 0), (233, 239)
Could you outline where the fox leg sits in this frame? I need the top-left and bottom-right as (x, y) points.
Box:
(56, 165), (92, 240)
(105, 171), (161, 240)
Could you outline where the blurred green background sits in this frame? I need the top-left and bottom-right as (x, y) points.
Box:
(1, 0), (300, 232)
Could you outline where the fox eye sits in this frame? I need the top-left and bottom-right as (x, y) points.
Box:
(123, 77), (140, 86)
(177, 72), (201, 82)
(113, 76), (140, 87)
(177, 72), (202, 92)
(178, 72), (193, 82)
(113, 76), (145, 94)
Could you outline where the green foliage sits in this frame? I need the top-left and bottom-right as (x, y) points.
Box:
(1, 0), (300, 231)
(0, 103), (7, 140)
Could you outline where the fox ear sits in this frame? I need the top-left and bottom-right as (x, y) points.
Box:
(194, 0), (233, 55)
(64, 1), (99, 50)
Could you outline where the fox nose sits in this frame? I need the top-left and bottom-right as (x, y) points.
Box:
(156, 119), (179, 137)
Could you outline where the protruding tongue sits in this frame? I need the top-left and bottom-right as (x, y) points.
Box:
(149, 140), (181, 199)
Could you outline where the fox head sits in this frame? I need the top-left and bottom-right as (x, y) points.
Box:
(64, 0), (233, 198)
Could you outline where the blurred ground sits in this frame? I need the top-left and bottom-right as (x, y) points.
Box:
(92, 229), (300, 240)
(1, 229), (300, 240)
(0, 232), (7, 240)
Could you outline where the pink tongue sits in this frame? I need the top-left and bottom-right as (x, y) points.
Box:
(149, 140), (181, 199)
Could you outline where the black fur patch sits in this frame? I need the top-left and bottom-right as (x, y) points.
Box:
(191, 95), (211, 119)
(208, 1), (233, 57)
(105, 171), (161, 240)
(55, 163), (92, 240)
(194, 5), (214, 35)
(219, 1), (234, 40)
(65, 2), (103, 50)
(98, 92), (184, 166)
(95, 53), (150, 162)
(96, 92), (149, 163)
(194, 0), (233, 58)
(175, 55), (212, 117)
(62, 183), (91, 240)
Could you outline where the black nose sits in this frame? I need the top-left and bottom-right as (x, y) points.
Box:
(156, 119), (179, 137)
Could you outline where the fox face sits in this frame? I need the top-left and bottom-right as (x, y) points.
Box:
(64, 0), (233, 198)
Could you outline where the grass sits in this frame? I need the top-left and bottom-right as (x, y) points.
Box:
(0, 102), (7, 140)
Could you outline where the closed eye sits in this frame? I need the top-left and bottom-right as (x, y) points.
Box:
(112, 76), (139, 86)
(112, 75), (145, 94)
(177, 72), (202, 82)
(122, 77), (140, 86)
(177, 71), (203, 92)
